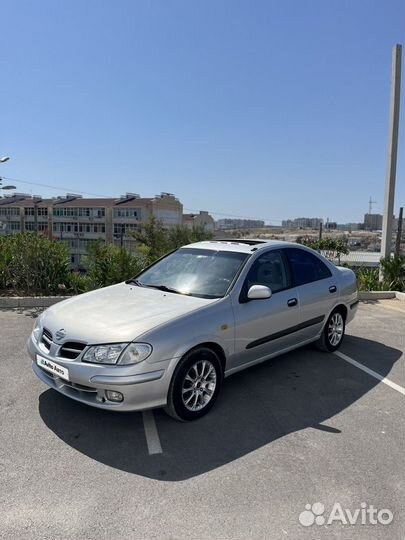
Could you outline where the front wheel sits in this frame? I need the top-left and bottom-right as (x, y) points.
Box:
(316, 310), (345, 352)
(165, 347), (223, 421)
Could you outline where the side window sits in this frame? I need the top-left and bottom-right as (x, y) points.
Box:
(244, 250), (290, 293)
(286, 248), (332, 286)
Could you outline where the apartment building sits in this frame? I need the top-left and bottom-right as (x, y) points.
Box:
(182, 211), (215, 232)
(281, 217), (323, 229)
(0, 192), (183, 267)
(215, 218), (265, 230)
(363, 213), (383, 231)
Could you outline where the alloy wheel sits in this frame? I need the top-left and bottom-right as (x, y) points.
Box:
(328, 312), (344, 346)
(181, 360), (217, 412)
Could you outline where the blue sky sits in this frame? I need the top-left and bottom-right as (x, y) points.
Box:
(1, 0), (404, 223)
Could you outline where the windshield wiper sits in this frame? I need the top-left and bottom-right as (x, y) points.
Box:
(126, 279), (191, 295)
(143, 284), (191, 295)
(125, 278), (143, 286)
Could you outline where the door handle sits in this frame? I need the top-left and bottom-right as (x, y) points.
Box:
(287, 298), (298, 307)
(329, 285), (337, 293)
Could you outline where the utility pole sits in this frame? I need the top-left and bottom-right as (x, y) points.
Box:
(33, 197), (42, 234)
(318, 221), (323, 241)
(114, 226), (125, 248)
(395, 206), (403, 256)
(34, 202), (38, 234)
(381, 44), (402, 266)
(48, 206), (52, 241)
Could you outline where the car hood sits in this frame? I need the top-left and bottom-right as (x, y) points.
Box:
(41, 282), (216, 344)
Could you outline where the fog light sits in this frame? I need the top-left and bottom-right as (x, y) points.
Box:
(105, 390), (124, 402)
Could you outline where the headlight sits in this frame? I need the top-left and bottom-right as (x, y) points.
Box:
(118, 343), (152, 365)
(32, 317), (43, 343)
(82, 343), (152, 365)
(83, 343), (128, 364)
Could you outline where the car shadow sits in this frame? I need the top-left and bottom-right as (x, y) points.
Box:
(38, 335), (402, 481)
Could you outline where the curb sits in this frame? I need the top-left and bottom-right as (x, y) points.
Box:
(0, 296), (71, 308)
(359, 291), (405, 301)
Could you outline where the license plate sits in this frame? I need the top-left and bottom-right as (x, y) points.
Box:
(36, 355), (70, 381)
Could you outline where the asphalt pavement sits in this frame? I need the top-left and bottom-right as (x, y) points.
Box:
(0, 300), (403, 540)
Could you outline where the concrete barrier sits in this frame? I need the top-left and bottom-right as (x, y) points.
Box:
(358, 291), (404, 301)
(0, 296), (71, 308)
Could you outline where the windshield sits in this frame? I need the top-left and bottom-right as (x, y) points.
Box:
(134, 248), (249, 299)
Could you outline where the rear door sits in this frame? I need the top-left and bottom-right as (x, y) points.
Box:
(231, 249), (300, 370)
(284, 247), (338, 341)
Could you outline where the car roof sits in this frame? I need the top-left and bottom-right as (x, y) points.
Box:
(182, 239), (299, 254)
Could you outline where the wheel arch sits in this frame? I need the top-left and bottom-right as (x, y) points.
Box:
(332, 303), (348, 321)
(321, 303), (348, 333)
(165, 341), (227, 421)
(181, 342), (227, 374)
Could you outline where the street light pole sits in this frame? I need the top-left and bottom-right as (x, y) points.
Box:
(0, 157), (16, 193)
(381, 44), (402, 266)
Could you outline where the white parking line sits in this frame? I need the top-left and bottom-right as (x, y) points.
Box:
(335, 351), (405, 396)
(142, 410), (163, 455)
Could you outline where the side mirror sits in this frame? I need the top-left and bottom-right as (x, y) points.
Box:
(247, 284), (272, 300)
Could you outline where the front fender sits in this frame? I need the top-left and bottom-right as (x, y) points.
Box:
(141, 296), (235, 368)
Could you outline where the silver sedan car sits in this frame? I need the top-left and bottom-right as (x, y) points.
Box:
(28, 239), (358, 421)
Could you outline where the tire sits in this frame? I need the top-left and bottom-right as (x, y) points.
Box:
(165, 347), (223, 421)
(316, 309), (346, 352)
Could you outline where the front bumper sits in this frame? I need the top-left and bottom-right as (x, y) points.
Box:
(28, 335), (174, 411)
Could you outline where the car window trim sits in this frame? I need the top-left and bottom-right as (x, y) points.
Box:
(224, 253), (253, 297)
(238, 249), (295, 303)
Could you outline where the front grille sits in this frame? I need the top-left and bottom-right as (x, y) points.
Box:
(40, 328), (86, 359)
(41, 328), (52, 351)
(59, 342), (86, 360)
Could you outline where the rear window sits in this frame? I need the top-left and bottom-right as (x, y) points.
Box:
(285, 248), (332, 286)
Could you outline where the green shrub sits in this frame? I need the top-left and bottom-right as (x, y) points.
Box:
(82, 241), (146, 288)
(380, 255), (405, 292)
(356, 268), (382, 291)
(0, 232), (70, 294)
(67, 272), (94, 295)
(355, 256), (405, 292)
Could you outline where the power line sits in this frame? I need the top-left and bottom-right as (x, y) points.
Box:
(1, 176), (113, 198)
(3, 175), (284, 223)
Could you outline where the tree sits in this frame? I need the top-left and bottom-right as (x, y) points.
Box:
(130, 216), (214, 264)
(130, 216), (170, 264)
(296, 236), (349, 260)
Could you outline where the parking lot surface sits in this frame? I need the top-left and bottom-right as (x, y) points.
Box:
(0, 300), (404, 540)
